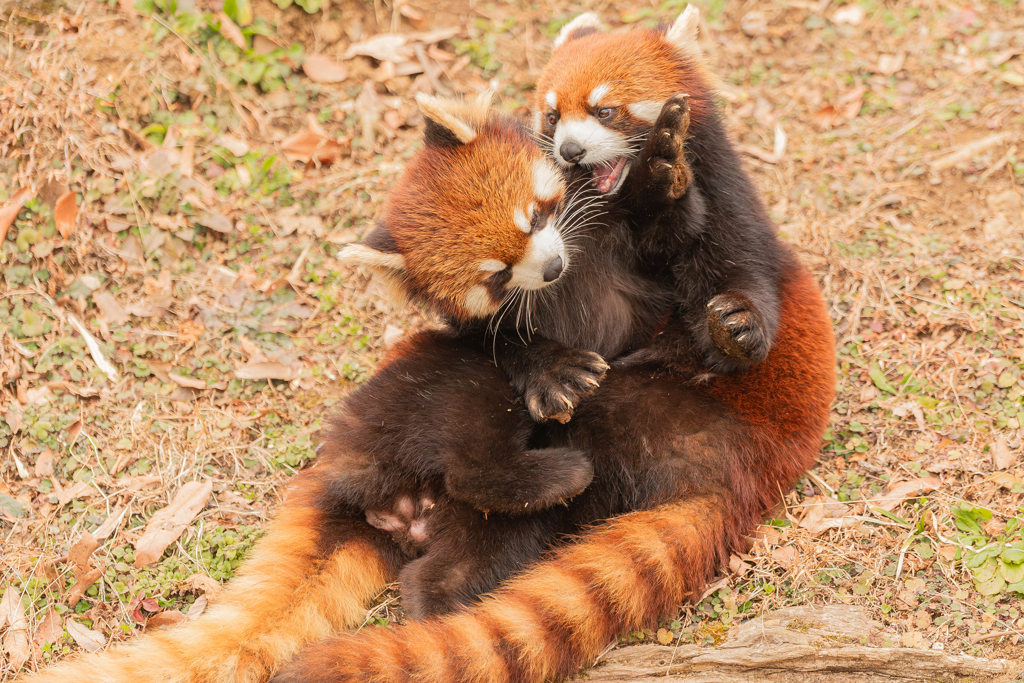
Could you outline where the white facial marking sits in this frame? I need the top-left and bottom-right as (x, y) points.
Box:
(628, 101), (665, 124)
(508, 220), (567, 291)
(587, 83), (611, 108)
(478, 259), (506, 273)
(545, 91), (557, 110)
(532, 159), (563, 200)
(464, 285), (496, 317)
(513, 208), (531, 233)
(553, 117), (630, 167)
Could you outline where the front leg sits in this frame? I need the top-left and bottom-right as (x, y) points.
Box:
(625, 93), (694, 216)
(704, 292), (774, 370)
(493, 335), (609, 423)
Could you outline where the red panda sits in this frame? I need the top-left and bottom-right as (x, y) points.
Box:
(264, 91), (836, 681)
(536, 6), (785, 375)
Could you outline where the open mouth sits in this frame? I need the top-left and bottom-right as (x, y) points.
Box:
(591, 156), (630, 195)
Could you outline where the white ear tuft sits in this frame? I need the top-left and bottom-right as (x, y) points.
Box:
(339, 244), (406, 272)
(666, 5), (700, 53)
(415, 93), (479, 144)
(554, 12), (604, 49)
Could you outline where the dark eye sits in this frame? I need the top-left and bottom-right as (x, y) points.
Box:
(487, 268), (512, 290)
(597, 107), (614, 120)
(530, 211), (542, 233)
(546, 112), (559, 126)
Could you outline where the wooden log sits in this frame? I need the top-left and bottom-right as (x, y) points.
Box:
(579, 606), (1010, 681)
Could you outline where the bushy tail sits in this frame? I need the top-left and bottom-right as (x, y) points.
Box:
(21, 478), (394, 683)
(273, 495), (730, 683)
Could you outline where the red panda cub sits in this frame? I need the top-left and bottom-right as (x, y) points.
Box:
(536, 6), (785, 373)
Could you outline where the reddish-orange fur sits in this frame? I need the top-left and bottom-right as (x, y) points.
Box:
(269, 261), (835, 683)
(19, 471), (395, 683)
(382, 119), (541, 318)
(535, 28), (714, 124)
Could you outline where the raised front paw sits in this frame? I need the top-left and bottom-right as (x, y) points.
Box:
(641, 93), (693, 201)
(524, 349), (609, 423)
(706, 293), (772, 365)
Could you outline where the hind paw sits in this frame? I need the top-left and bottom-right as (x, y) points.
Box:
(705, 293), (772, 365)
(641, 94), (693, 200)
(524, 349), (609, 423)
(365, 492), (436, 555)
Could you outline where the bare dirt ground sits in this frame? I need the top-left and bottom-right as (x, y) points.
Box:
(0, 0), (1022, 679)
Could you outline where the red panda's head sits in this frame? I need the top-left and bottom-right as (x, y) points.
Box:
(535, 5), (711, 195)
(340, 92), (578, 322)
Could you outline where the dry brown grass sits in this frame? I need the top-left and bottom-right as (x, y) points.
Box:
(1, 0), (1022, 678)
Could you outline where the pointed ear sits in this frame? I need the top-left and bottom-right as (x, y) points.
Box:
(339, 225), (405, 273)
(416, 93), (489, 146)
(339, 224), (409, 307)
(666, 5), (700, 56)
(554, 12), (603, 49)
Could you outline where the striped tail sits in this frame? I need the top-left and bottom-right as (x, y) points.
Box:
(20, 474), (395, 683)
(272, 494), (730, 683)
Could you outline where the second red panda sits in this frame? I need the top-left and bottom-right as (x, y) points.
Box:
(537, 6), (785, 374)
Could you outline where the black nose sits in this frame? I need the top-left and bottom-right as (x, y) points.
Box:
(559, 141), (586, 164)
(543, 255), (564, 283)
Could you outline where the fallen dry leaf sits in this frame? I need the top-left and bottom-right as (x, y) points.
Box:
(303, 54), (348, 83)
(34, 447), (55, 478)
(343, 27), (458, 62)
(93, 506), (129, 540)
(729, 554), (751, 577)
(868, 477), (942, 512)
(169, 372), (207, 390)
(281, 116), (349, 164)
(188, 594), (210, 619)
(65, 619), (105, 652)
(148, 270), (174, 308)
(798, 496), (852, 536)
(196, 211), (233, 234)
(0, 586), (29, 670)
(772, 545), (799, 570)
(146, 611), (187, 630)
(151, 213), (187, 231)
(67, 530), (103, 607)
(656, 627), (674, 645)
(992, 438), (1016, 469)
(217, 12), (245, 49)
(92, 291), (130, 325)
(54, 190), (78, 239)
(183, 573), (221, 601)
(234, 360), (300, 381)
(991, 472), (1022, 490)
(134, 480), (213, 568)
(56, 480), (95, 506)
(33, 609), (63, 645)
(0, 187), (36, 245)
(67, 567), (103, 608)
(68, 530), (99, 570)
